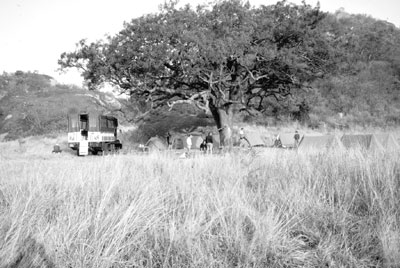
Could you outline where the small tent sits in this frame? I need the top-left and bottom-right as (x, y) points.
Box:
(172, 134), (205, 150)
(245, 132), (265, 147)
(192, 136), (205, 149)
(279, 133), (303, 148)
(172, 136), (185, 149)
(145, 136), (167, 151)
(341, 134), (383, 151)
(298, 135), (343, 152)
(374, 133), (400, 151)
(262, 135), (276, 147)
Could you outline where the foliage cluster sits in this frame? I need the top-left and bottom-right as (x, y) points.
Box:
(307, 11), (400, 128)
(0, 71), (63, 139)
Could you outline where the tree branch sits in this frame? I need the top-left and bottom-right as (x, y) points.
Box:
(167, 91), (210, 113)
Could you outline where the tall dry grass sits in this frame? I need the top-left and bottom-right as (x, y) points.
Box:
(0, 148), (399, 267)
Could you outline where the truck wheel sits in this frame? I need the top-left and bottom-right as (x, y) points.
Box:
(109, 144), (115, 154)
(101, 143), (107, 155)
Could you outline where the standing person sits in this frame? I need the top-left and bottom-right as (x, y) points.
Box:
(166, 132), (173, 150)
(217, 125), (233, 148)
(239, 127), (251, 148)
(205, 132), (213, 154)
(274, 134), (283, 148)
(294, 130), (300, 148)
(186, 134), (192, 152)
(200, 140), (207, 152)
(239, 127), (245, 140)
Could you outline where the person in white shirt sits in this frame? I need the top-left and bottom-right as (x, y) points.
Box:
(186, 134), (192, 151)
(239, 127), (251, 148)
(239, 128), (245, 139)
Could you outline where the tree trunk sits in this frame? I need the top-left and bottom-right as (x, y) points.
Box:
(209, 102), (234, 149)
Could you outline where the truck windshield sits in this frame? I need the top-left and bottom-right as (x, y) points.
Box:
(79, 114), (89, 130)
(68, 115), (79, 132)
(89, 114), (98, 131)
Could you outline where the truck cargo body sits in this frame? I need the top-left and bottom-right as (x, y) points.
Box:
(68, 113), (122, 155)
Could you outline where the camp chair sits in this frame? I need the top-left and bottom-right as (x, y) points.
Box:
(52, 144), (62, 153)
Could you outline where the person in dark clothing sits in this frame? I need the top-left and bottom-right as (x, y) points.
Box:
(274, 134), (283, 148)
(166, 132), (173, 150)
(294, 130), (300, 148)
(200, 140), (207, 152)
(205, 132), (213, 154)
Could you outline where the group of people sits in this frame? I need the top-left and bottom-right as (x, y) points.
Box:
(166, 127), (250, 153)
(198, 132), (215, 154)
(166, 132), (214, 154)
(166, 128), (301, 152)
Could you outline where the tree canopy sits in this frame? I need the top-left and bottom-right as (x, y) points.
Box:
(58, 1), (400, 139)
(59, 0), (331, 145)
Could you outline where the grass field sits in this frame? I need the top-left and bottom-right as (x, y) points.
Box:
(0, 138), (400, 267)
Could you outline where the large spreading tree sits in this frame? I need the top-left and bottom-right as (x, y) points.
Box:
(59, 0), (330, 146)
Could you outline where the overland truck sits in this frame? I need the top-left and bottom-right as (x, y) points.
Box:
(68, 112), (122, 156)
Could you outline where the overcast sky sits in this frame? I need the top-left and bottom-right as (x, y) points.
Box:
(0, 0), (399, 86)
